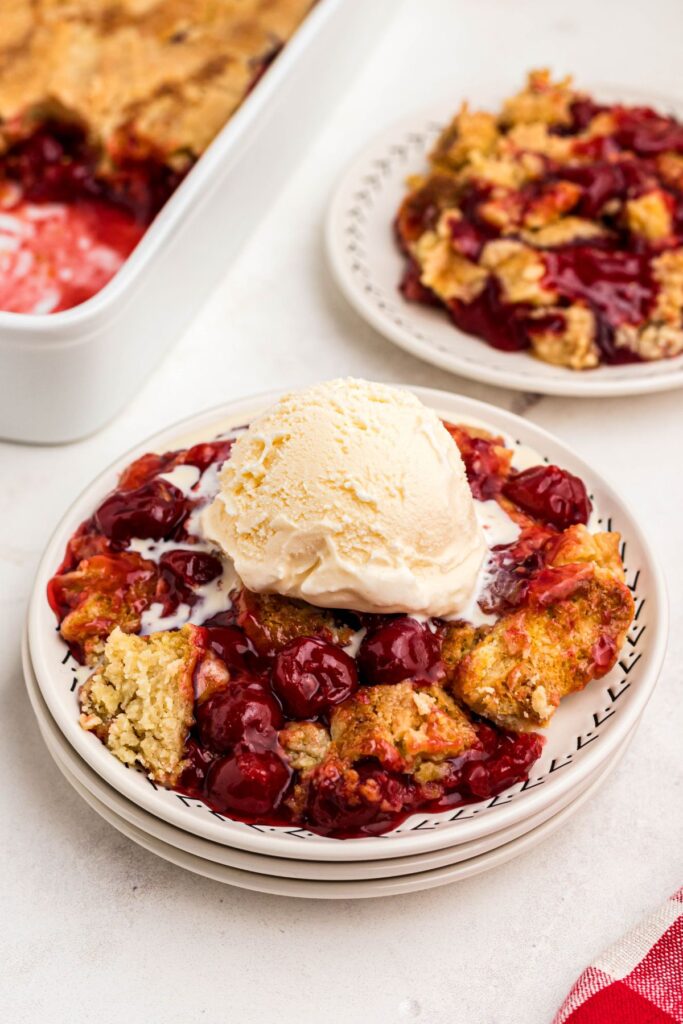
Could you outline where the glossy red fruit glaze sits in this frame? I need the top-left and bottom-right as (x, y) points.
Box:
(542, 246), (656, 329)
(196, 681), (284, 755)
(205, 748), (291, 818)
(204, 624), (267, 677)
(562, 160), (655, 219)
(445, 423), (513, 500)
(526, 564), (593, 608)
(0, 199), (146, 314)
(181, 440), (234, 473)
(202, 625), (266, 678)
(306, 761), (417, 836)
(47, 550), (157, 620)
(394, 176), (462, 246)
(568, 97), (606, 133)
(613, 105), (683, 156)
(478, 531), (551, 615)
(94, 479), (188, 542)
(357, 617), (445, 686)
(4, 121), (184, 223)
(435, 725), (544, 804)
(179, 738), (215, 795)
(4, 122), (100, 204)
(448, 216), (488, 261)
(503, 465), (592, 530)
(448, 278), (532, 353)
(160, 550), (222, 589)
(272, 637), (359, 718)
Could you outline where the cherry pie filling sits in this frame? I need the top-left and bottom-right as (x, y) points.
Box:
(396, 74), (683, 367)
(0, 44), (284, 315)
(48, 425), (628, 839)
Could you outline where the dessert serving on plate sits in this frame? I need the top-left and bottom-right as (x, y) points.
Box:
(46, 380), (635, 839)
(0, 0), (314, 313)
(396, 70), (683, 370)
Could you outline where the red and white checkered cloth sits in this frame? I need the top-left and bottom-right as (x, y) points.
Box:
(553, 887), (683, 1023)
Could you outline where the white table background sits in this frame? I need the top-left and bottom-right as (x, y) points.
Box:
(3, 1), (682, 1020)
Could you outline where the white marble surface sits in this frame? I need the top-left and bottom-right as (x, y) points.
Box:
(2, 1), (683, 1020)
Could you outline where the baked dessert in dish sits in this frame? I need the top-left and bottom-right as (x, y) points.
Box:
(396, 70), (683, 369)
(0, 0), (314, 313)
(47, 380), (634, 838)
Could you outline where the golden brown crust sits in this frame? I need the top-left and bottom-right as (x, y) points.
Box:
(329, 681), (478, 775)
(52, 551), (159, 665)
(527, 306), (600, 371)
(0, 1), (314, 161)
(447, 566), (634, 731)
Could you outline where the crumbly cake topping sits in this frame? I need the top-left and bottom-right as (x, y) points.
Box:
(79, 624), (199, 784)
(0, 0), (314, 163)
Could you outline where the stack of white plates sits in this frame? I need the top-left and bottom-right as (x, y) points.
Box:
(24, 389), (667, 899)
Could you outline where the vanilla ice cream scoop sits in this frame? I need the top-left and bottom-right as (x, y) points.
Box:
(202, 379), (486, 617)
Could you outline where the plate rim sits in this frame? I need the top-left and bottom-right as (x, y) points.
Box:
(27, 385), (668, 861)
(24, 636), (635, 881)
(39, 709), (629, 900)
(325, 84), (683, 398)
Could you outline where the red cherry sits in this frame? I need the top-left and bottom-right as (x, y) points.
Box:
(503, 465), (591, 530)
(357, 618), (444, 686)
(271, 637), (358, 718)
(441, 728), (543, 802)
(181, 440), (234, 473)
(196, 681), (283, 755)
(306, 761), (414, 834)
(94, 479), (187, 542)
(613, 105), (683, 156)
(205, 626), (266, 677)
(205, 748), (291, 818)
(160, 550), (222, 589)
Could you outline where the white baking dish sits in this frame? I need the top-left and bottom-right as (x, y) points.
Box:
(0, 0), (397, 444)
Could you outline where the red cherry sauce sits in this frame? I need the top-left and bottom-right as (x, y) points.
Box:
(503, 464), (592, 530)
(430, 723), (544, 806)
(158, 549), (223, 612)
(612, 105), (683, 156)
(47, 439), (232, 659)
(448, 279), (532, 353)
(0, 120), (185, 313)
(444, 423), (513, 500)
(478, 530), (552, 616)
(542, 246), (656, 363)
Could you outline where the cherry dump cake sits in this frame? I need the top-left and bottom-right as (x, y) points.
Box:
(47, 381), (634, 838)
(396, 70), (683, 369)
(0, 0), (314, 313)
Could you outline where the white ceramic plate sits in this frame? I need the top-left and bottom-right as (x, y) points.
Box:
(326, 86), (683, 397)
(24, 636), (635, 881)
(27, 387), (667, 861)
(37, 705), (629, 899)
